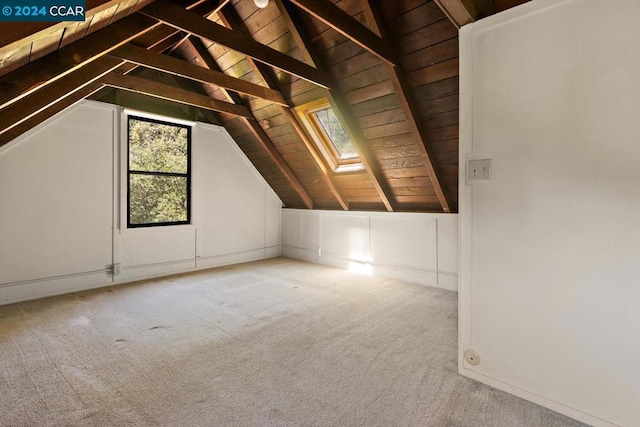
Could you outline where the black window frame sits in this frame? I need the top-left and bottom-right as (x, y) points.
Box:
(127, 115), (192, 228)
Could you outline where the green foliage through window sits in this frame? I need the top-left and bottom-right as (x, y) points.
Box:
(313, 108), (358, 159)
(128, 116), (191, 227)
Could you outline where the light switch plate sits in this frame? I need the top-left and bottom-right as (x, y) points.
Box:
(468, 159), (492, 180)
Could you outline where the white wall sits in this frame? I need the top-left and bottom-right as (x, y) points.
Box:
(282, 209), (458, 291)
(0, 100), (282, 304)
(459, 1), (640, 426)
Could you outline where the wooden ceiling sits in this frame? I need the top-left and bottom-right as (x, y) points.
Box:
(0, 0), (528, 213)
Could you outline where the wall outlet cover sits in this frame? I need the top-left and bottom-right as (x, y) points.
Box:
(468, 159), (492, 180)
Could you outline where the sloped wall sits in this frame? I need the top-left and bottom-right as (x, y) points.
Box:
(0, 100), (282, 305)
(459, 1), (640, 426)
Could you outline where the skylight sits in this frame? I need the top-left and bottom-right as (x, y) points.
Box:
(312, 107), (358, 159)
(294, 98), (363, 172)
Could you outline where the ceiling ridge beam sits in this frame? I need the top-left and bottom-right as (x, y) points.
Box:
(110, 43), (289, 106)
(186, 36), (314, 210)
(100, 73), (253, 117)
(140, 0), (333, 89)
(286, 0), (397, 66)
(217, 6), (349, 211)
(274, 0), (395, 212)
(361, 0), (451, 213)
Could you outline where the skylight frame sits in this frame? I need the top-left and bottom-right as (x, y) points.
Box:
(294, 98), (363, 172)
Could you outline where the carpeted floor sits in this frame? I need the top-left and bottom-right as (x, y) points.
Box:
(0, 258), (587, 426)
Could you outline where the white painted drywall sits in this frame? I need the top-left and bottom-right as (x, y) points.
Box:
(0, 101), (282, 304)
(459, 1), (640, 426)
(0, 102), (115, 290)
(282, 209), (458, 291)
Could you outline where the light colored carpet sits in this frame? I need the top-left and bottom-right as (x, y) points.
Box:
(0, 258), (587, 426)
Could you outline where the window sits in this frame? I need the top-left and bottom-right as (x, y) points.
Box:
(294, 98), (363, 172)
(127, 116), (191, 227)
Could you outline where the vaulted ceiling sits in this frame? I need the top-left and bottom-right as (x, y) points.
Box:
(0, 0), (528, 213)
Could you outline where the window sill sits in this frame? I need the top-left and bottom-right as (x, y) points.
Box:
(335, 163), (365, 173)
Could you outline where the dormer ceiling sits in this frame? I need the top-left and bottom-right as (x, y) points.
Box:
(0, 0), (529, 213)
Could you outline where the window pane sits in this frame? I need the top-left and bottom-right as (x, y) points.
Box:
(129, 118), (188, 173)
(129, 174), (188, 225)
(314, 108), (358, 159)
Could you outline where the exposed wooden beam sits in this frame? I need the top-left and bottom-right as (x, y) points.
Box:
(140, 0), (333, 89)
(186, 37), (314, 210)
(99, 88), (221, 126)
(433, 0), (493, 28)
(0, 14), (156, 110)
(110, 43), (288, 106)
(275, 0), (395, 211)
(0, 0), (217, 111)
(0, 1), (224, 146)
(0, 57), (124, 140)
(217, 6), (350, 211)
(362, 1), (451, 213)
(165, 0), (233, 55)
(101, 73), (252, 118)
(287, 0), (397, 66)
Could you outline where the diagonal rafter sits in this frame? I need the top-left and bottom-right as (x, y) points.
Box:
(286, 0), (397, 67)
(101, 73), (253, 117)
(140, 0), (333, 90)
(0, 33), (188, 147)
(109, 43), (288, 106)
(0, 1), (225, 147)
(274, 0), (395, 211)
(0, 13), (157, 110)
(0, 57), (124, 141)
(217, 6), (349, 211)
(361, 0), (451, 212)
(0, 0), (227, 110)
(185, 37), (314, 209)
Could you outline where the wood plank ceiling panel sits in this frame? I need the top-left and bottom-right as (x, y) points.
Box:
(0, 0), (464, 212)
(276, 0), (394, 212)
(175, 39), (308, 209)
(285, 1), (396, 211)
(0, 0), (123, 53)
(381, 0), (460, 211)
(295, 0), (459, 212)
(182, 36), (314, 209)
(0, 0), (224, 146)
(140, 0), (333, 88)
(216, 3), (348, 210)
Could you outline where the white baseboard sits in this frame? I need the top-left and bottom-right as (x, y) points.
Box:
(283, 246), (457, 291)
(459, 366), (620, 427)
(0, 272), (113, 306)
(196, 247), (280, 269)
(0, 247), (282, 306)
(117, 260), (197, 283)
